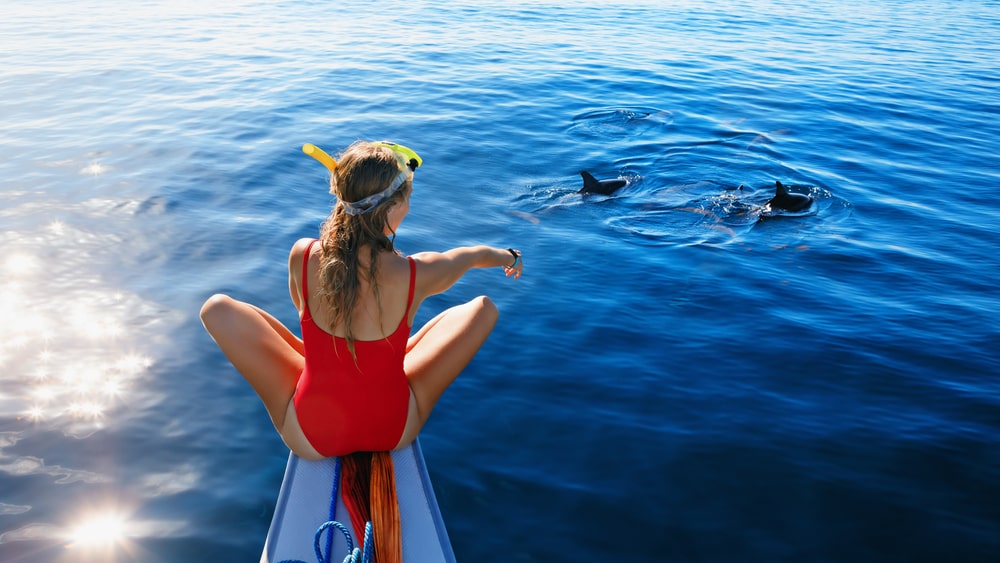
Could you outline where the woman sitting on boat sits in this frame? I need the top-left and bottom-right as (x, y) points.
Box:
(199, 140), (523, 460)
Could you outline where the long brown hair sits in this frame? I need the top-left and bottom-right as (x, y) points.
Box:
(316, 141), (411, 355)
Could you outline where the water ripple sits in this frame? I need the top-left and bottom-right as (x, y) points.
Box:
(2, 1), (999, 561)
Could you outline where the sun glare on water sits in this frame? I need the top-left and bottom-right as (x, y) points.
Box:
(0, 170), (187, 556)
(1, 240), (157, 434)
(69, 512), (128, 548)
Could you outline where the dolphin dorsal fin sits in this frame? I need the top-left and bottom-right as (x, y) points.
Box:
(581, 171), (600, 191)
(774, 181), (788, 195)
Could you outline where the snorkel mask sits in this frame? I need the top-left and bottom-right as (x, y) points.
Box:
(303, 142), (422, 216)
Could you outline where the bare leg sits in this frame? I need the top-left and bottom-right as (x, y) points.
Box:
(396, 295), (498, 447)
(199, 294), (304, 431)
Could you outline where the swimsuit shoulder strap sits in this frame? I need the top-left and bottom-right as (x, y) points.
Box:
(301, 239), (319, 314)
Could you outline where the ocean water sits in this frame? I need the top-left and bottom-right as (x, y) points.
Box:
(2, 0), (998, 561)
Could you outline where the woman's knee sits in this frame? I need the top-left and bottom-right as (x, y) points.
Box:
(199, 293), (237, 328)
(470, 295), (499, 323)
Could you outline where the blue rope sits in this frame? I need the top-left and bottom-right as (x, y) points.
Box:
(275, 456), (374, 563)
(326, 458), (340, 558)
(315, 521), (354, 560)
(339, 522), (374, 563)
(362, 522), (374, 563)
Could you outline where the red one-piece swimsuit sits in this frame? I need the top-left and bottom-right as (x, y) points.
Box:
(292, 239), (413, 457)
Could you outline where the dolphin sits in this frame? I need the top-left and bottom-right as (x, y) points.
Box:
(767, 181), (813, 212)
(579, 171), (627, 195)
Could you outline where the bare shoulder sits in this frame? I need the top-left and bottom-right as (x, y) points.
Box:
(407, 250), (453, 279)
(290, 237), (316, 256)
(405, 251), (438, 291)
(408, 250), (445, 265)
(287, 238), (320, 300)
(288, 237), (317, 268)
(287, 238), (318, 311)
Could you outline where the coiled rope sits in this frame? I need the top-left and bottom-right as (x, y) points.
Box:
(276, 457), (375, 563)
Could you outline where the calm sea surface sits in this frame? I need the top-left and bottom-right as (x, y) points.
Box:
(2, 1), (998, 561)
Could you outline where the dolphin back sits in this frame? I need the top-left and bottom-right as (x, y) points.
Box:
(579, 171), (627, 195)
(580, 171), (601, 193)
(768, 181), (813, 212)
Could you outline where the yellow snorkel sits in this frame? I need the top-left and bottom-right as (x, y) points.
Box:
(373, 142), (422, 171)
(302, 142), (422, 172)
(303, 141), (423, 215)
(302, 143), (338, 172)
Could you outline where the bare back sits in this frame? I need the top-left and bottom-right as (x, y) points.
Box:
(289, 238), (416, 341)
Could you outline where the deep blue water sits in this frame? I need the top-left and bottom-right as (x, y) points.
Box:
(2, 1), (998, 561)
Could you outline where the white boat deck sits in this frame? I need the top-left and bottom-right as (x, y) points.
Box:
(261, 439), (456, 562)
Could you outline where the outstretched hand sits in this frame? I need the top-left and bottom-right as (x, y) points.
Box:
(503, 249), (523, 280)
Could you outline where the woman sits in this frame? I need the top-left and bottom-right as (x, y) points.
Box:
(200, 140), (523, 460)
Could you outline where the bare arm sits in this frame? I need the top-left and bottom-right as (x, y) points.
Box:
(411, 245), (523, 298)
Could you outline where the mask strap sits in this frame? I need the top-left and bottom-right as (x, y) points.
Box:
(341, 170), (411, 215)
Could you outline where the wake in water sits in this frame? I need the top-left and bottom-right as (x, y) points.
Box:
(512, 176), (849, 247)
(509, 106), (854, 247)
(566, 107), (675, 139)
(603, 181), (840, 247)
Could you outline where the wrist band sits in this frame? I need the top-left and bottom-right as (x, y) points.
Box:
(506, 248), (521, 268)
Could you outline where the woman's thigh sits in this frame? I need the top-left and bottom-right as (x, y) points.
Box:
(402, 296), (498, 428)
(200, 294), (304, 429)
